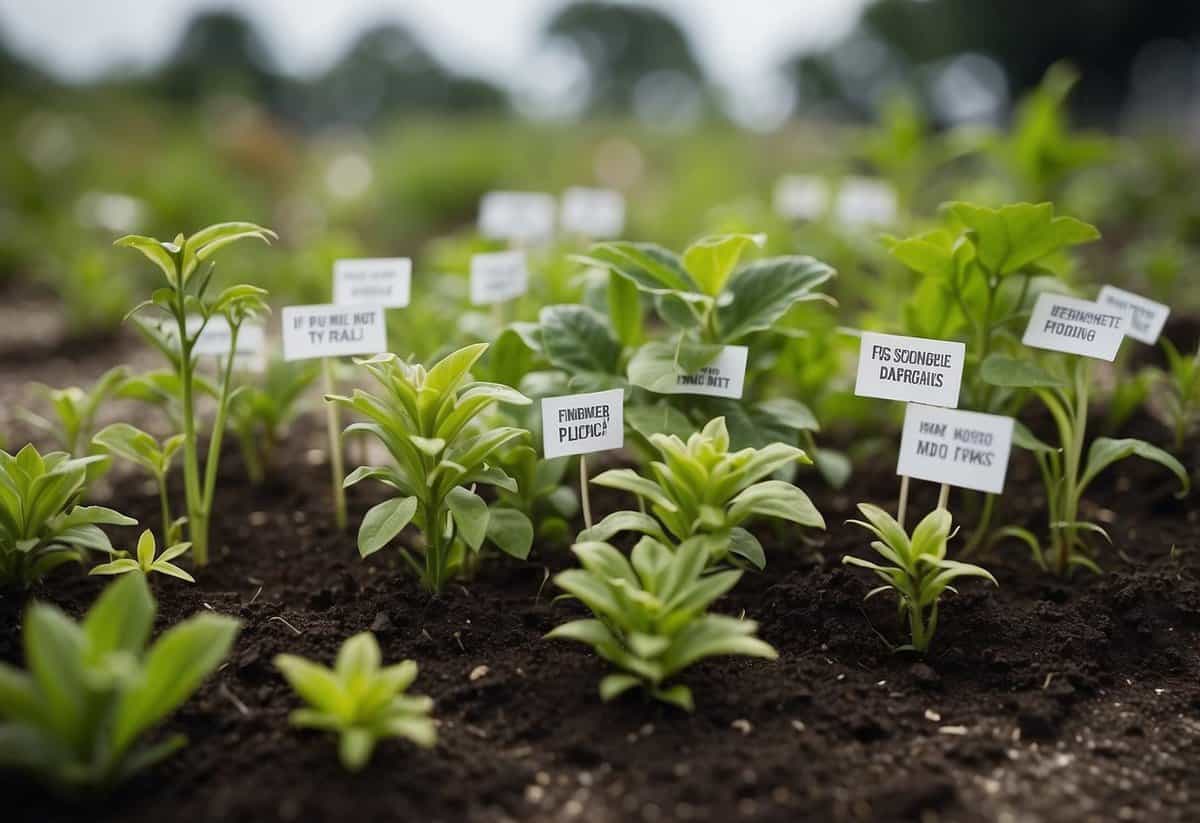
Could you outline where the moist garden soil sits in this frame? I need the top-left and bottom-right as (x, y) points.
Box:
(4, 320), (1200, 823)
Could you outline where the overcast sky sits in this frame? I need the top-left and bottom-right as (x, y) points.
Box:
(0, 0), (869, 91)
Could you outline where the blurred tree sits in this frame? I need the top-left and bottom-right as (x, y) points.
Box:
(545, 1), (706, 116)
(154, 11), (282, 106)
(308, 23), (504, 125)
(786, 0), (1200, 123)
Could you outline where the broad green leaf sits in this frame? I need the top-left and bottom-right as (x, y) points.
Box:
(606, 272), (643, 347)
(82, 573), (155, 657)
(682, 233), (765, 296)
(715, 256), (834, 342)
(358, 497), (418, 558)
(575, 242), (697, 295)
(539, 304), (622, 375)
(446, 487), (489, 552)
(1079, 438), (1190, 498)
(981, 354), (1066, 388)
(728, 481), (825, 529)
(485, 508), (533, 560)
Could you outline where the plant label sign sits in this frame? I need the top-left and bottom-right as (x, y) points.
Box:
(281, 304), (387, 362)
(333, 258), (412, 308)
(1022, 293), (1125, 360)
(1097, 285), (1169, 345)
(773, 175), (830, 221)
(834, 177), (897, 227)
(560, 187), (625, 238)
(542, 388), (624, 459)
(854, 332), (965, 408)
(897, 404), (1014, 494)
(470, 250), (529, 305)
(478, 191), (556, 243)
(659, 346), (748, 399)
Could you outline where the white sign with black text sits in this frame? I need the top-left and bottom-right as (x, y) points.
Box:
(560, 187), (625, 238)
(854, 332), (965, 408)
(333, 258), (412, 308)
(470, 250), (529, 305)
(1097, 285), (1169, 345)
(897, 404), (1014, 495)
(1022, 293), (1125, 360)
(281, 304), (387, 362)
(478, 191), (556, 243)
(542, 388), (624, 459)
(657, 345), (748, 399)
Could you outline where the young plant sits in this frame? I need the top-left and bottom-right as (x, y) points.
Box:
(0, 574), (239, 791)
(582, 417), (824, 569)
(1156, 339), (1200, 450)
(547, 535), (777, 710)
(116, 222), (275, 566)
(984, 354), (1190, 574)
(843, 504), (996, 653)
(274, 632), (436, 772)
(327, 343), (534, 592)
(0, 444), (136, 589)
(492, 444), (579, 546)
(17, 365), (129, 456)
(90, 528), (194, 583)
(228, 358), (320, 485)
(92, 423), (186, 546)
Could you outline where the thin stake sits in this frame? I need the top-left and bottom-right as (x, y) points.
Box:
(322, 358), (347, 531)
(937, 483), (950, 512)
(897, 474), (911, 530)
(580, 454), (593, 531)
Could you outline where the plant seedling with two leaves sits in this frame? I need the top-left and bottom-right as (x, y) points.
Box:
(983, 354), (1190, 575)
(328, 343), (535, 593)
(843, 504), (996, 653)
(275, 632), (436, 772)
(92, 423), (186, 546)
(0, 574), (239, 791)
(0, 444), (136, 589)
(90, 528), (195, 583)
(548, 535), (776, 710)
(580, 417), (824, 570)
(116, 222), (275, 566)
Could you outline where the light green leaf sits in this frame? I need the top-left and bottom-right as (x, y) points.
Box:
(358, 497), (418, 558)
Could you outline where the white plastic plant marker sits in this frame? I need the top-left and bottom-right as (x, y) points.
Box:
(541, 388), (624, 459)
(333, 258), (412, 308)
(773, 175), (830, 221)
(1022, 293), (1125, 361)
(854, 332), (965, 408)
(470, 250), (529, 306)
(281, 304), (387, 362)
(560, 187), (625, 238)
(897, 404), (1014, 495)
(478, 191), (556, 243)
(649, 345), (748, 399)
(185, 315), (266, 359)
(1097, 285), (1169, 345)
(834, 177), (897, 227)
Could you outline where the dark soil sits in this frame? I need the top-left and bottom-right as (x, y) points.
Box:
(3, 317), (1200, 823)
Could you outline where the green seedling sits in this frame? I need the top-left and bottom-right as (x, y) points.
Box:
(493, 444), (579, 546)
(90, 528), (194, 583)
(547, 535), (777, 710)
(844, 504), (996, 653)
(18, 365), (129, 456)
(116, 222), (275, 566)
(0, 444), (136, 589)
(328, 343), (534, 592)
(229, 358), (320, 485)
(582, 417), (823, 569)
(1156, 339), (1200, 450)
(0, 574), (239, 791)
(984, 354), (1190, 574)
(275, 632), (436, 772)
(92, 423), (186, 546)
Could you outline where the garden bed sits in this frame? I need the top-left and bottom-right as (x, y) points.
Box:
(3, 324), (1199, 823)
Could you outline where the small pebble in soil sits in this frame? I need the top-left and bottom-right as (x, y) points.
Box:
(470, 664), (490, 681)
(249, 510), (269, 527)
(731, 718), (752, 735)
(370, 611), (392, 632)
(925, 709), (942, 722)
(305, 449), (325, 465)
(939, 725), (968, 735)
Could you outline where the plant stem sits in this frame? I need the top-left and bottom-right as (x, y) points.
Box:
(897, 474), (910, 530)
(322, 358), (347, 531)
(157, 473), (172, 548)
(936, 483), (950, 511)
(961, 493), (996, 556)
(580, 454), (593, 531)
(199, 323), (241, 546)
(175, 300), (206, 565)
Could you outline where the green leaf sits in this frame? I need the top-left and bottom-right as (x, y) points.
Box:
(358, 497), (418, 558)
(728, 527), (765, 570)
(682, 233), (764, 296)
(113, 613), (240, 756)
(599, 673), (642, 701)
(715, 256), (835, 342)
(944, 202), (1099, 276)
(591, 469), (678, 512)
(83, 573), (155, 657)
(728, 481), (825, 529)
(981, 354), (1066, 388)
(539, 305), (622, 375)
(578, 511), (668, 544)
(1079, 438), (1190, 498)
(606, 272), (643, 347)
(486, 508), (534, 560)
(114, 235), (178, 285)
(446, 487), (489, 552)
(576, 242), (697, 295)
